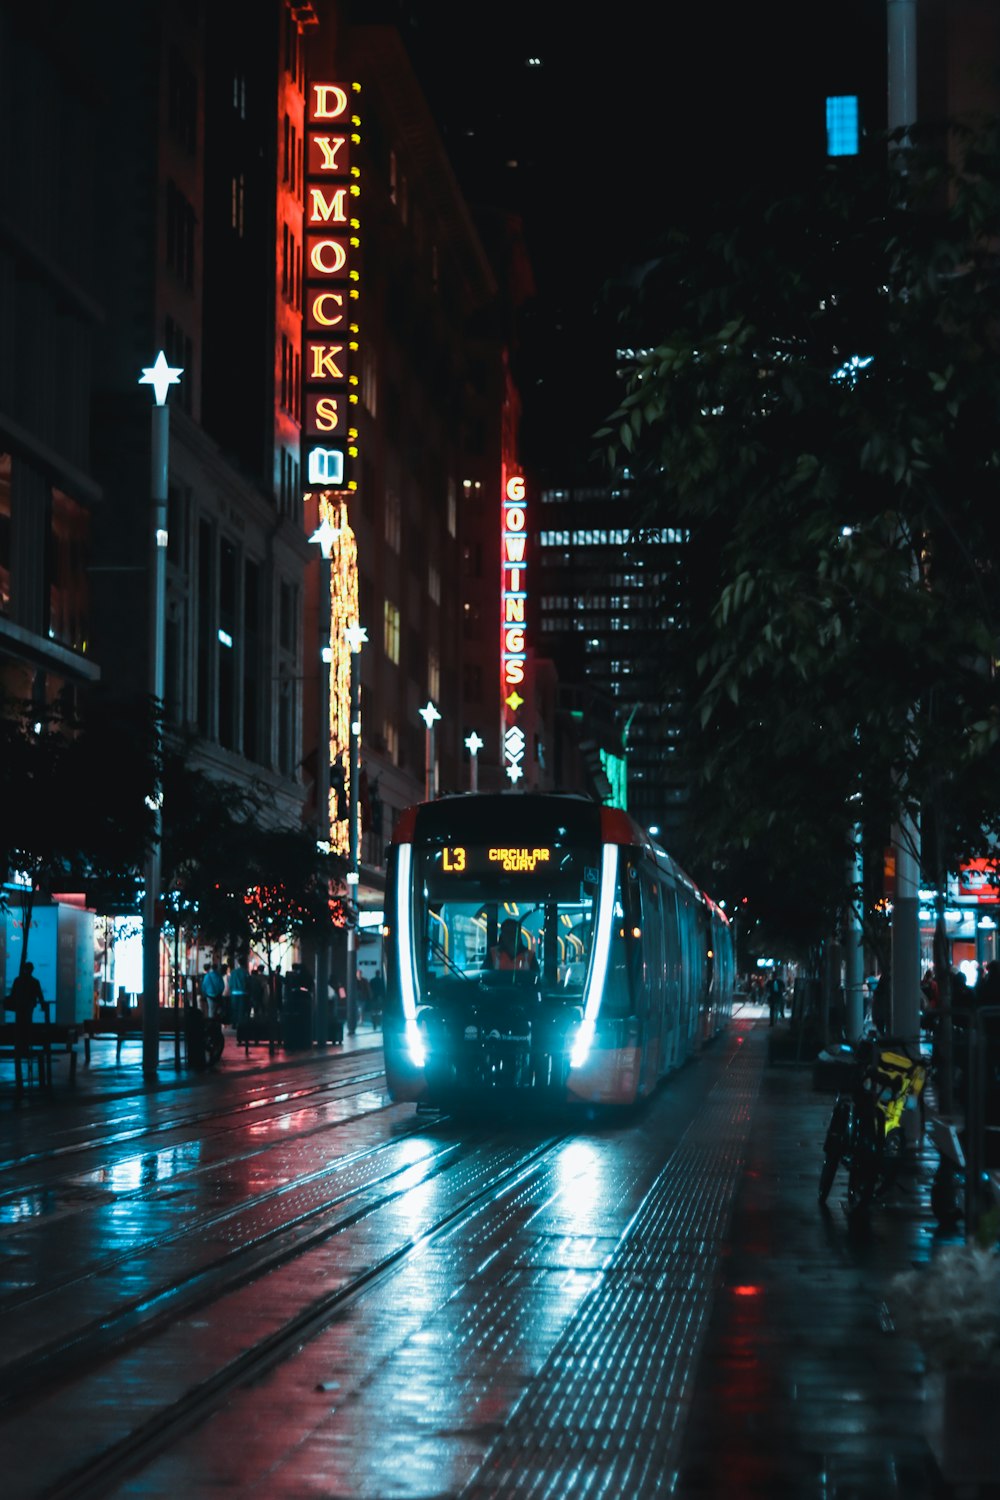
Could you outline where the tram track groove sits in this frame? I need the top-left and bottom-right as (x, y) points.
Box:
(27, 1132), (572, 1500)
(0, 1063), (388, 1176)
(0, 1118), (461, 1394)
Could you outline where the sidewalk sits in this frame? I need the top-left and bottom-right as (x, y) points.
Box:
(0, 1016), (385, 1107)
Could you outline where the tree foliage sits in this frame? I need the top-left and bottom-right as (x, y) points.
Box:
(0, 691), (343, 970)
(598, 121), (1000, 944)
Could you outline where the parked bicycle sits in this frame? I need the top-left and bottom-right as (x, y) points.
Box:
(818, 1036), (927, 1216)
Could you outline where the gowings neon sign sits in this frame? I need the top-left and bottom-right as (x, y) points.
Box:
(502, 474), (527, 783)
(303, 81), (360, 492)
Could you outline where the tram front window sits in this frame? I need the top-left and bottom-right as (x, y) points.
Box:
(415, 844), (600, 999)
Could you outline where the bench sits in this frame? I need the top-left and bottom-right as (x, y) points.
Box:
(0, 1021), (79, 1086)
(82, 1009), (184, 1063)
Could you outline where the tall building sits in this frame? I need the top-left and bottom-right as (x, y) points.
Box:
(535, 483), (689, 839)
(0, 0), (519, 1016)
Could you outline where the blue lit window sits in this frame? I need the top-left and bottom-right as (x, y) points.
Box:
(826, 96), (859, 157)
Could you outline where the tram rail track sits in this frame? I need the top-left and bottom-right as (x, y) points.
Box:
(0, 1060), (388, 1176)
(23, 1129), (571, 1500)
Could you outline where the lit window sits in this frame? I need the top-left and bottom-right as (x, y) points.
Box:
(384, 600), (400, 663)
(826, 95), (859, 157)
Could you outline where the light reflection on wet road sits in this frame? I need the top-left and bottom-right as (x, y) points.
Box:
(0, 1026), (760, 1499)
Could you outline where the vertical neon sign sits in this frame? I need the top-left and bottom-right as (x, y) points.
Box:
(501, 474), (527, 783)
(303, 81), (361, 854)
(303, 81), (360, 492)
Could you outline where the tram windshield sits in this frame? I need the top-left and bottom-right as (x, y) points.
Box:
(414, 841), (602, 998)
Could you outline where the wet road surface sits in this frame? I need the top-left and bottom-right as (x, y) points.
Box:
(0, 1011), (986, 1498)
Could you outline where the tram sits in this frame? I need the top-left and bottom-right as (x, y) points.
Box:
(382, 792), (734, 1109)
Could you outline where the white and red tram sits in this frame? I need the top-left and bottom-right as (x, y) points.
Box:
(382, 792), (734, 1109)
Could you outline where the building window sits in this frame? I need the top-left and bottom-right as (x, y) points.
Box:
(231, 173), (245, 236)
(218, 537), (238, 750)
(233, 74), (246, 118)
(383, 720), (398, 765)
(428, 648), (440, 701)
(385, 490), (401, 552)
(279, 578), (297, 653)
(428, 564), (440, 604)
(447, 479), (456, 538)
(384, 600), (400, 664)
(165, 180), (196, 288)
(243, 558), (261, 763)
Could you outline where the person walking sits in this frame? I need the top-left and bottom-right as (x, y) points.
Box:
(10, 961), (44, 1092)
(767, 970), (785, 1027)
(200, 961), (225, 1019)
(227, 957), (250, 1028)
(248, 963), (268, 1021)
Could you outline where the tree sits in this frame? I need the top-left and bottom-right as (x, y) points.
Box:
(598, 119), (1000, 959)
(158, 742), (344, 979)
(0, 691), (156, 964)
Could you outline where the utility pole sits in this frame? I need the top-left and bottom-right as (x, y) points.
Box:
(138, 351), (182, 1081)
(887, 0), (923, 1049)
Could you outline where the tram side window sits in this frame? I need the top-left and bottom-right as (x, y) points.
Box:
(600, 860), (639, 1017)
(641, 877), (664, 1004)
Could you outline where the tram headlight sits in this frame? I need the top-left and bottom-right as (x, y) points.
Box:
(406, 1020), (426, 1068)
(569, 1019), (595, 1070)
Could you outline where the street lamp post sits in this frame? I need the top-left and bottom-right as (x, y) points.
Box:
(138, 351), (182, 1081)
(308, 510), (343, 1049)
(464, 730), (483, 793)
(345, 624), (366, 1035)
(419, 700), (441, 800)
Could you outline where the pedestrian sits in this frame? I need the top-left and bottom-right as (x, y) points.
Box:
(9, 961), (44, 1092)
(975, 958), (1000, 1011)
(248, 963), (268, 1020)
(356, 970), (372, 1027)
(227, 956), (250, 1027)
(767, 970), (784, 1027)
(200, 961), (225, 1019)
(368, 970), (385, 1027)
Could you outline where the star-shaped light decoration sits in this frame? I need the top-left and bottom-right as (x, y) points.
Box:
(506, 762), (524, 783)
(138, 350), (183, 406)
(418, 700), (441, 730)
(464, 730), (484, 757)
(344, 623), (368, 653)
(308, 516), (342, 559)
(504, 689), (524, 712)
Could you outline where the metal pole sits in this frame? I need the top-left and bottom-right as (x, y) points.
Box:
(891, 810), (922, 1048)
(346, 646), (361, 1034)
(425, 724), (432, 801)
(845, 824), (866, 1039)
(886, 2), (921, 1053)
(470, 748), (478, 793)
(314, 551), (332, 1049)
(887, 0), (918, 137)
(142, 402), (168, 1080)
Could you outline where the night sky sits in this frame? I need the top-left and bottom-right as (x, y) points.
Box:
(391, 2), (889, 470)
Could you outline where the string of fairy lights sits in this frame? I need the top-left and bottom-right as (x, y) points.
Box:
(311, 491), (358, 859)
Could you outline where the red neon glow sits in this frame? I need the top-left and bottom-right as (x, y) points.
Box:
(501, 474), (529, 731)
